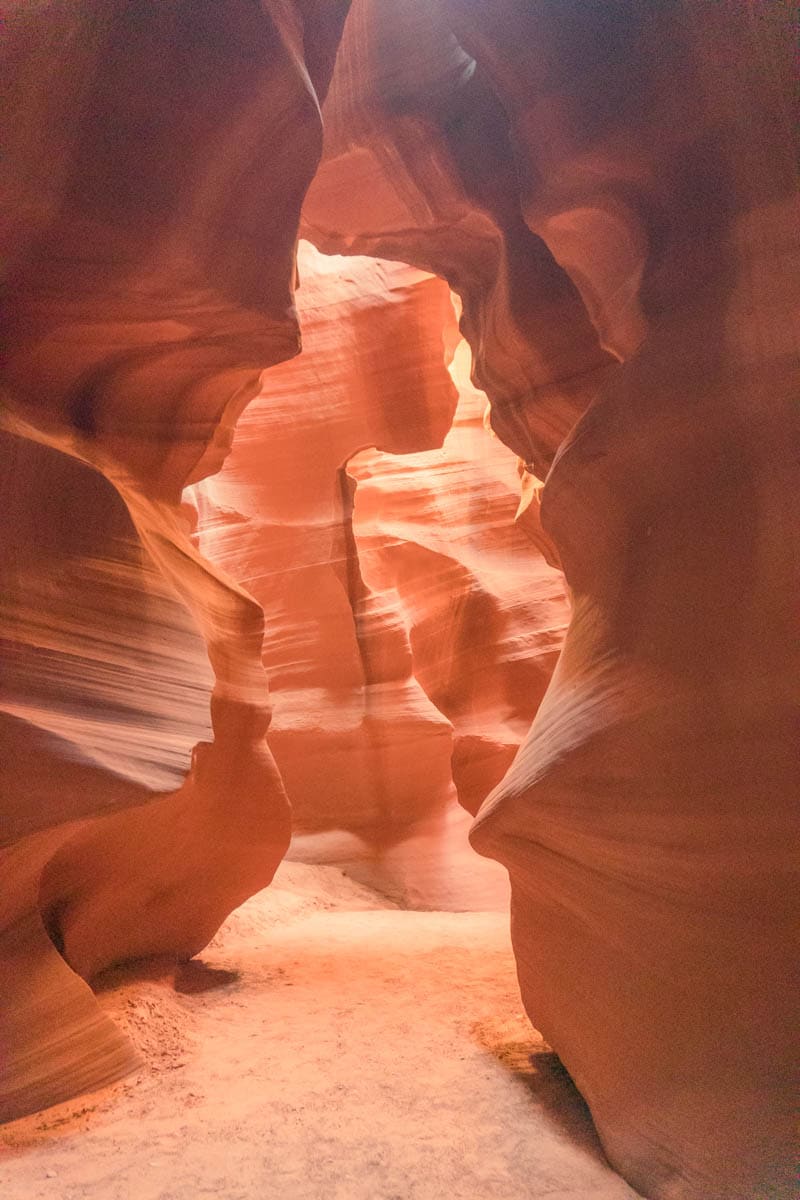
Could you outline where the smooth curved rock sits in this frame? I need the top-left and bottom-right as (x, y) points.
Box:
(188, 243), (459, 902)
(191, 245), (568, 905)
(302, 3), (799, 1196)
(1, 5), (797, 1199)
(349, 336), (568, 819)
(302, 0), (618, 479)
(1, 0), (349, 1122)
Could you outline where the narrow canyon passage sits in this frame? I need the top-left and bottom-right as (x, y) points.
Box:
(1, 864), (641, 1200)
(186, 242), (567, 911)
(2, 5), (796, 1199)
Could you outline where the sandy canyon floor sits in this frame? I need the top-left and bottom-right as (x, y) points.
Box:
(1, 863), (642, 1200)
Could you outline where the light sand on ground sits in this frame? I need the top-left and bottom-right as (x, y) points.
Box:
(0, 863), (642, 1200)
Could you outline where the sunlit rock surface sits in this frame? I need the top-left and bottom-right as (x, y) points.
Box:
(349, 337), (567, 821)
(191, 243), (567, 907)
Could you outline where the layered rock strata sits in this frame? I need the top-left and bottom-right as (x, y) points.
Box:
(302, 3), (800, 1197)
(1, 0), (350, 1121)
(348, 336), (567, 822)
(1, 5), (796, 1199)
(191, 244), (568, 906)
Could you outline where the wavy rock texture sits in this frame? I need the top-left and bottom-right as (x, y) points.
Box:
(301, 1), (619, 480)
(302, 3), (799, 1198)
(191, 243), (568, 906)
(1, 1), (350, 1122)
(1, 4), (797, 1199)
(348, 336), (567, 820)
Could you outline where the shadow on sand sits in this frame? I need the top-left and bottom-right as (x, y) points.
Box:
(93, 955), (241, 995)
(473, 1023), (611, 1168)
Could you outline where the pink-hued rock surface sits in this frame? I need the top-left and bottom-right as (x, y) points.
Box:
(1, 0), (349, 1122)
(347, 336), (566, 822)
(190, 242), (568, 907)
(1, 3), (798, 1199)
(302, 4), (800, 1197)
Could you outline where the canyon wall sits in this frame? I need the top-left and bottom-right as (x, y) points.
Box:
(303, 4), (799, 1198)
(1, 0), (350, 1121)
(191, 242), (568, 906)
(2, 4), (797, 1199)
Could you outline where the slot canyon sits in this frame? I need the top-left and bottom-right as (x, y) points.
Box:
(1, 4), (797, 1200)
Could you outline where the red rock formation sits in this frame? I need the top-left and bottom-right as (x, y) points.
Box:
(302, 4), (800, 1197)
(2, 5), (797, 1199)
(1, 1), (350, 1121)
(191, 243), (568, 905)
(348, 336), (567, 820)
(302, 1), (618, 479)
(188, 243), (460, 904)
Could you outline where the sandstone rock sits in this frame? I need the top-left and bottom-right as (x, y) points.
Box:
(304, 4), (799, 1196)
(348, 337), (568, 819)
(191, 243), (567, 907)
(1, 5), (797, 1199)
(1, 0), (349, 1122)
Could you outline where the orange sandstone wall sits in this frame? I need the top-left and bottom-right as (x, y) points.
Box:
(1, 0), (350, 1121)
(303, 4), (800, 1198)
(1, 5), (797, 1200)
(190, 242), (568, 906)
